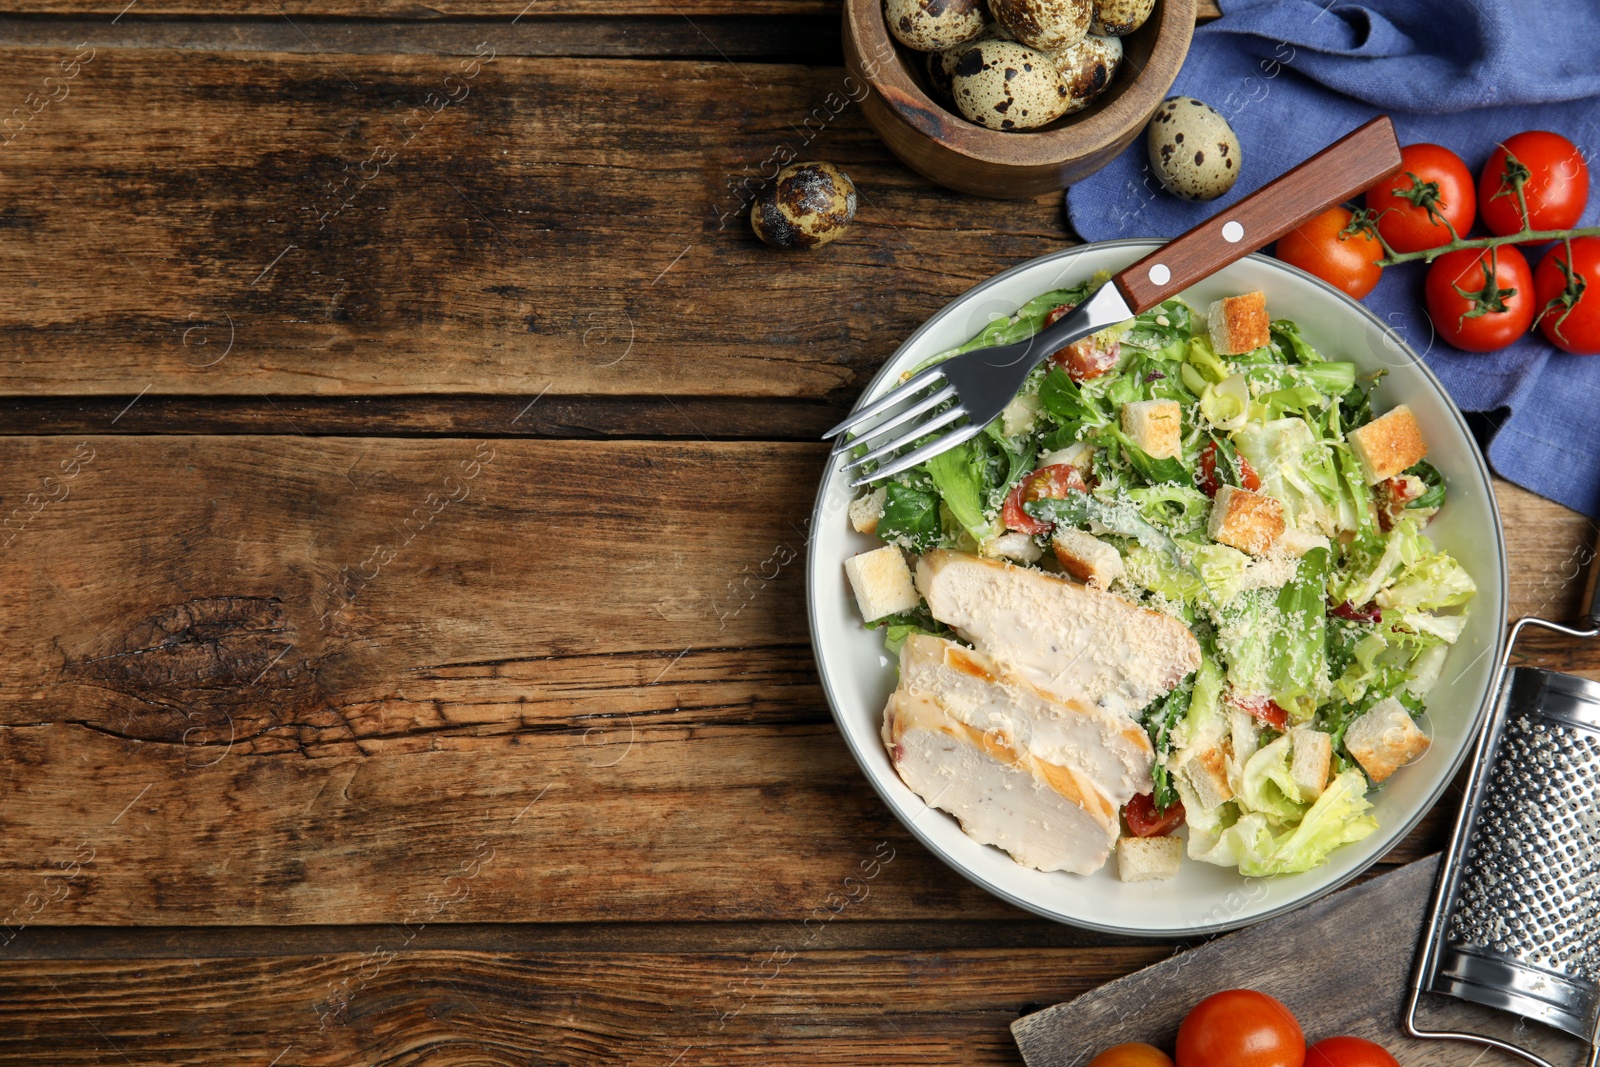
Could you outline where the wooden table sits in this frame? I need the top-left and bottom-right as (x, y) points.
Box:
(0, 4), (1595, 1063)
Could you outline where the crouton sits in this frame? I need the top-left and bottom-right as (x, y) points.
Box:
(1207, 484), (1285, 555)
(1121, 399), (1183, 460)
(1118, 835), (1182, 882)
(1276, 526), (1331, 559)
(1207, 291), (1270, 355)
(1349, 404), (1428, 485)
(843, 545), (919, 622)
(1290, 727), (1332, 799)
(1179, 746), (1233, 811)
(980, 530), (1044, 564)
(848, 487), (887, 535)
(1346, 697), (1430, 783)
(1051, 528), (1124, 588)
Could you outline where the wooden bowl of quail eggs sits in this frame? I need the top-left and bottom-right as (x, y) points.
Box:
(843, 0), (1197, 197)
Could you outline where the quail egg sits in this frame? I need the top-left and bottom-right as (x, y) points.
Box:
(1146, 96), (1241, 201)
(950, 37), (1070, 131)
(1048, 33), (1120, 114)
(988, 0), (1091, 52)
(1090, 0), (1154, 36)
(926, 22), (1008, 101)
(885, 0), (991, 52)
(750, 162), (857, 250)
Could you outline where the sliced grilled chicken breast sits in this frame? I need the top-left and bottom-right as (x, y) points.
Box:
(915, 550), (1201, 717)
(898, 633), (1154, 805)
(881, 689), (1119, 874)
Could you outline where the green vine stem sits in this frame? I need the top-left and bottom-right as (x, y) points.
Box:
(1374, 225), (1600, 266)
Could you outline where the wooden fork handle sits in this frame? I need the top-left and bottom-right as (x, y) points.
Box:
(1112, 115), (1403, 314)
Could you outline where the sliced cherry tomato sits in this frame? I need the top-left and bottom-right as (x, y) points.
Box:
(1330, 600), (1381, 624)
(1274, 206), (1384, 299)
(1176, 989), (1305, 1067)
(1050, 335), (1122, 381)
(1090, 1043), (1176, 1067)
(1305, 1036), (1399, 1067)
(1365, 143), (1476, 254)
(1479, 131), (1589, 238)
(1124, 792), (1186, 837)
(1535, 237), (1600, 354)
(1197, 442), (1261, 498)
(1001, 463), (1088, 535)
(1043, 303), (1076, 326)
(1425, 245), (1536, 352)
(1229, 694), (1288, 730)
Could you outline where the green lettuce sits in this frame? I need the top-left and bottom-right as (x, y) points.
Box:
(875, 484), (941, 550)
(925, 441), (1000, 544)
(1239, 734), (1309, 822)
(1234, 418), (1338, 533)
(1375, 553), (1477, 611)
(1236, 770), (1379, 876)
(1268, 548), (1330, 720)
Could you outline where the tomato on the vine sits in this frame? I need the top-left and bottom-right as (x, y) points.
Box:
(1274, 206), (1384, 298)
(1124, 793), (1186, 837)
(1089, 1043), (1175, 1067)
(1365, 144), (1477, 253)
(1304, 1037), (1399, 1067)
(1001, 463), (1087, 535)
(1479, 130), (1590, 238)
(1176, 989), (1305, 1067)
(1425, 244), (1536, 351)
(1535, 237), (1600, 354)
(1425, 244), (1536, 352)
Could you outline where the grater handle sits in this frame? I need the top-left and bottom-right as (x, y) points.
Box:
(1583, 521), (1600, 631)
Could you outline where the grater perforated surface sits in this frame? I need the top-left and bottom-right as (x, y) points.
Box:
(1446, 711), (1600, 982)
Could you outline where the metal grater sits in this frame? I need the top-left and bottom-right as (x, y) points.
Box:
(1409, 586), (1600, 1067)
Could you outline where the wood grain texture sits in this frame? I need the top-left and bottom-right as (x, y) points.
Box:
(0, 48), (1066, 401)
(0, 435), (1589, 927)
(1014, 857), (1588, 1067)
(0, 946), (1170, 1066)
(0, 1), (1222, 20)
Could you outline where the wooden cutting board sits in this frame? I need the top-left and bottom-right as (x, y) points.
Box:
(1012, 855), (1589, 1067)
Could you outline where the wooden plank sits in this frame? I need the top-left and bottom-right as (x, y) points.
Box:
(0, 15), (845, 62)
(0, 946), (1167, 1066)
(0, 1), (1221, 19)
(0, 436), (1589, 924)
(1014, 857), (1584, 1067)
(0, 49), (1065, 401)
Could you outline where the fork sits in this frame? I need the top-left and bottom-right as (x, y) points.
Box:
(824, 115), (1403, 487)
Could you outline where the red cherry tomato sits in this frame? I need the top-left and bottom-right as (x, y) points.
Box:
(1197, 442), (1262, 498)
(1274, 206), (1384, 298)
(1479, 131), (1589, 238)
(1043, 303), (1076, 326)
(1176, 989), (1306, 1067)
(1124, 793), (1186, 837)
(1365, 144), (1477, 253)
(1305, 1036), (1399, 1067)
(1001, 463), (1088, 535)
(1050, 335), (1122, 382)
(1425, 245), (1536, 352)
(1090, 1044), (1176, 1067)
(1228, 694), (1288, 730)
(1535, 237), (1600, 354)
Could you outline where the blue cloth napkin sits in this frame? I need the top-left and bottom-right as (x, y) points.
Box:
(1065, 0), (1600, 519)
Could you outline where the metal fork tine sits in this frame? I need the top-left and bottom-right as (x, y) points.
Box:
(852, 421), (984, 487)
(821, 366), (946, 440)
(845, 383), (956, 447)
(843, 404), (968, 473)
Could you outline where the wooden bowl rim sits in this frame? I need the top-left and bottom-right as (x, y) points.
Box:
(844, 0), (1197, 167)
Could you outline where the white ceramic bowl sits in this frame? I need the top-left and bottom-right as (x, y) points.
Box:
(807, 239), (1507, 937)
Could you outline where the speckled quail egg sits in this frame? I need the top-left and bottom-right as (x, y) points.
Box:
(950, 37), (1070, 131)
(988, 0), (1091, 52)
(1090, 0), (1154, 36)
(750, 162), (857, 250)
(885, 0), (990, 52)
(1048, 33), (1120, 114)
(926, 21), (1009, 100)
(1146, 96), (1241, 201)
